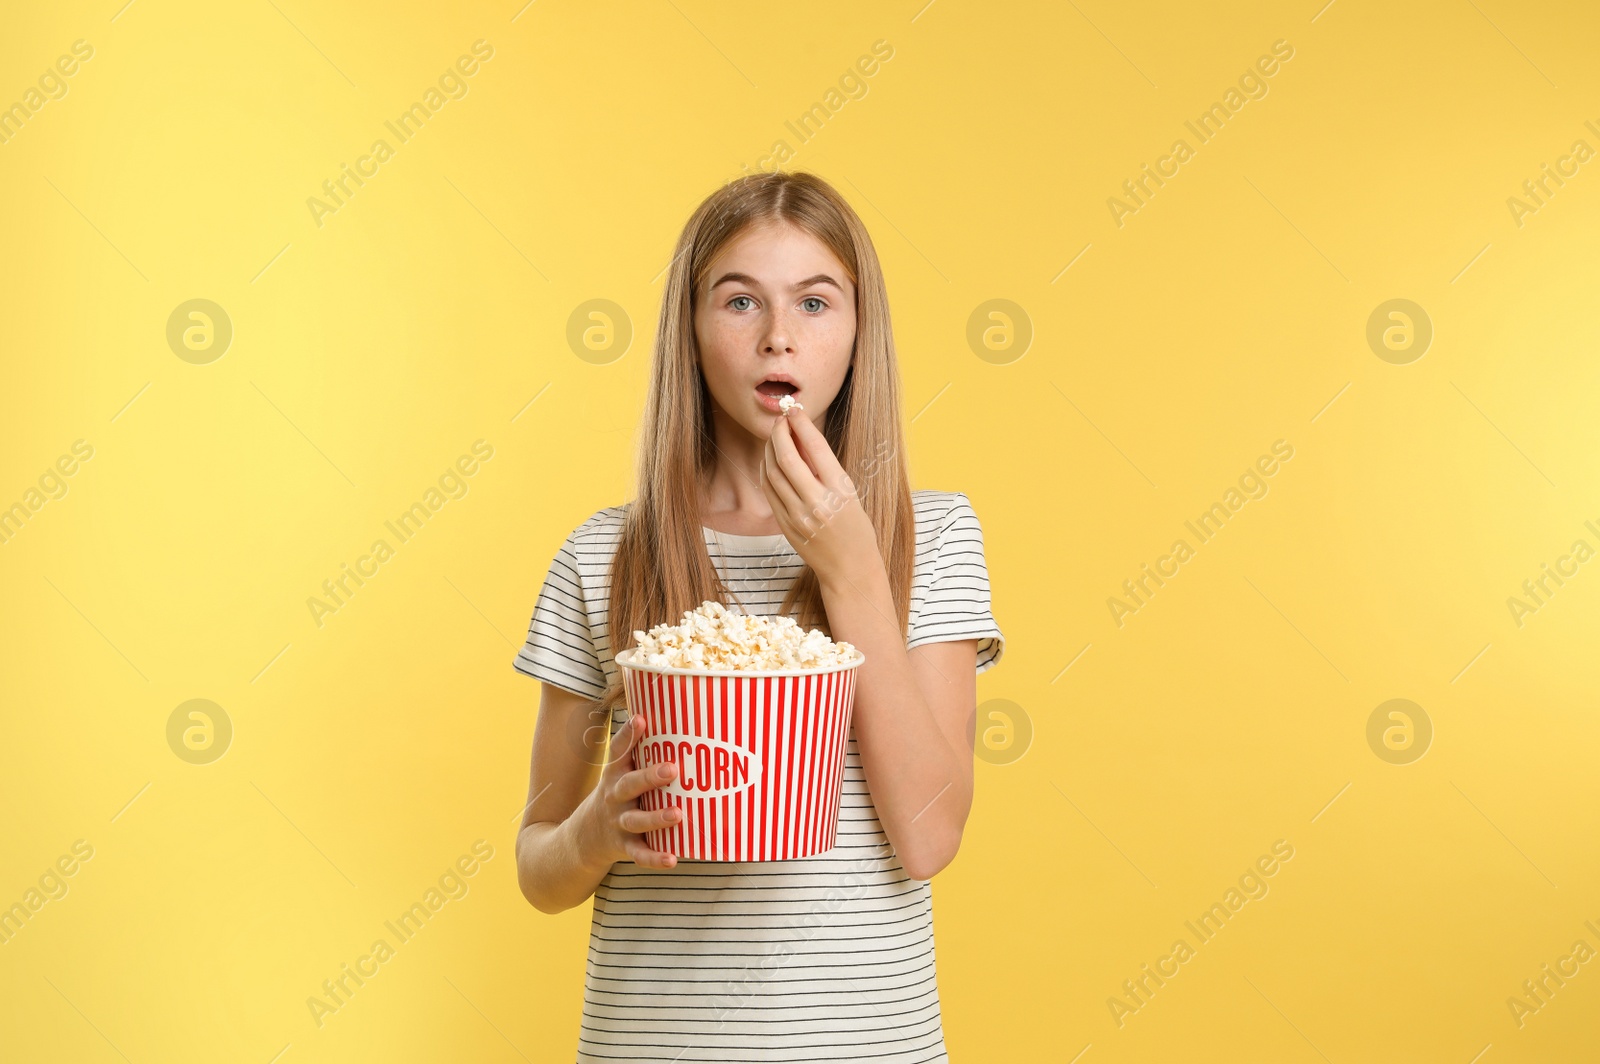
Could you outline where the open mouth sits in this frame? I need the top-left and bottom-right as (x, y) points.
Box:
(755, 377), (801, 413)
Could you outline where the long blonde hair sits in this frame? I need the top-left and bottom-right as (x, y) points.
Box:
(598, 170), (915, 712)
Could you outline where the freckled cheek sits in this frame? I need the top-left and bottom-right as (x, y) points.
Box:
(704, 336), (752, 385)
(787, 313), (838, 345)
(815, 317), (856, 363)
(705, 317), (757, 355)
(698, 331), (751, 396)
(696, 321), (739, 368)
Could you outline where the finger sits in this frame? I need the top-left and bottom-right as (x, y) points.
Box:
(758, 437), (793, 522)
(771, 446), (838, 544)
(775, 415), (820, 480)
(763, 449), (810, 533)
(781, 409), (841, 479)
(771, 419), (828, 508)
(619, 804), (684, 834)
(783, 416), (860, 510)
(616, 758), (678, 802)
(624, 839), (678, 869)
(757, 459), (797, 542)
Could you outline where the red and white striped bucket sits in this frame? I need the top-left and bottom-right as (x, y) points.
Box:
(614, 648), (865, 862)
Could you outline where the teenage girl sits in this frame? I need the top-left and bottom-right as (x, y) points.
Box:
(512, 171), (1004, 1063)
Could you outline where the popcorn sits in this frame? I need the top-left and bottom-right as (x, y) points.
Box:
(631, 600), (857, 671)
(778, 394), (803, 415)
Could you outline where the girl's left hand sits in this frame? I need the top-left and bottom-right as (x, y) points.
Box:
(761, 413), (881, 586)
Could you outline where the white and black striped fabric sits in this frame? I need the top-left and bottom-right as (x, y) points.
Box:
(513, 490), (1004, 1063)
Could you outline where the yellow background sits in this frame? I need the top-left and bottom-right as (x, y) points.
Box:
(2, 0), (1598, 1060)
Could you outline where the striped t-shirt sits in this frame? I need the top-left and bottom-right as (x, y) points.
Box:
(513, 489), (1004, 1063)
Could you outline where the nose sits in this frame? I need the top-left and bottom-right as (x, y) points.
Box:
(761, 305), (796, 356)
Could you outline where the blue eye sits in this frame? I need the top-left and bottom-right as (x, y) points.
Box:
(802, 297), (825, 312)
(729, 295), (755, 311)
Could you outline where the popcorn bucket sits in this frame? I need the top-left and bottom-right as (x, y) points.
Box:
(613, 648), (865, 862)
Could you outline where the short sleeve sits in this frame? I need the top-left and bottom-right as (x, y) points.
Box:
(905, 492), (1005, 673)
(512, 523), (608, 700)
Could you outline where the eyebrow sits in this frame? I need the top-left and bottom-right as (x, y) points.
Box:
(708, 271), (846, 293)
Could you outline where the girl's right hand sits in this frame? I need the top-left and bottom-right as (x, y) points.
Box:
(579, 712), (684, 870)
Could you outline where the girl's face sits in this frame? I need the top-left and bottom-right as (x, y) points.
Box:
(694, 221), (857, 439)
